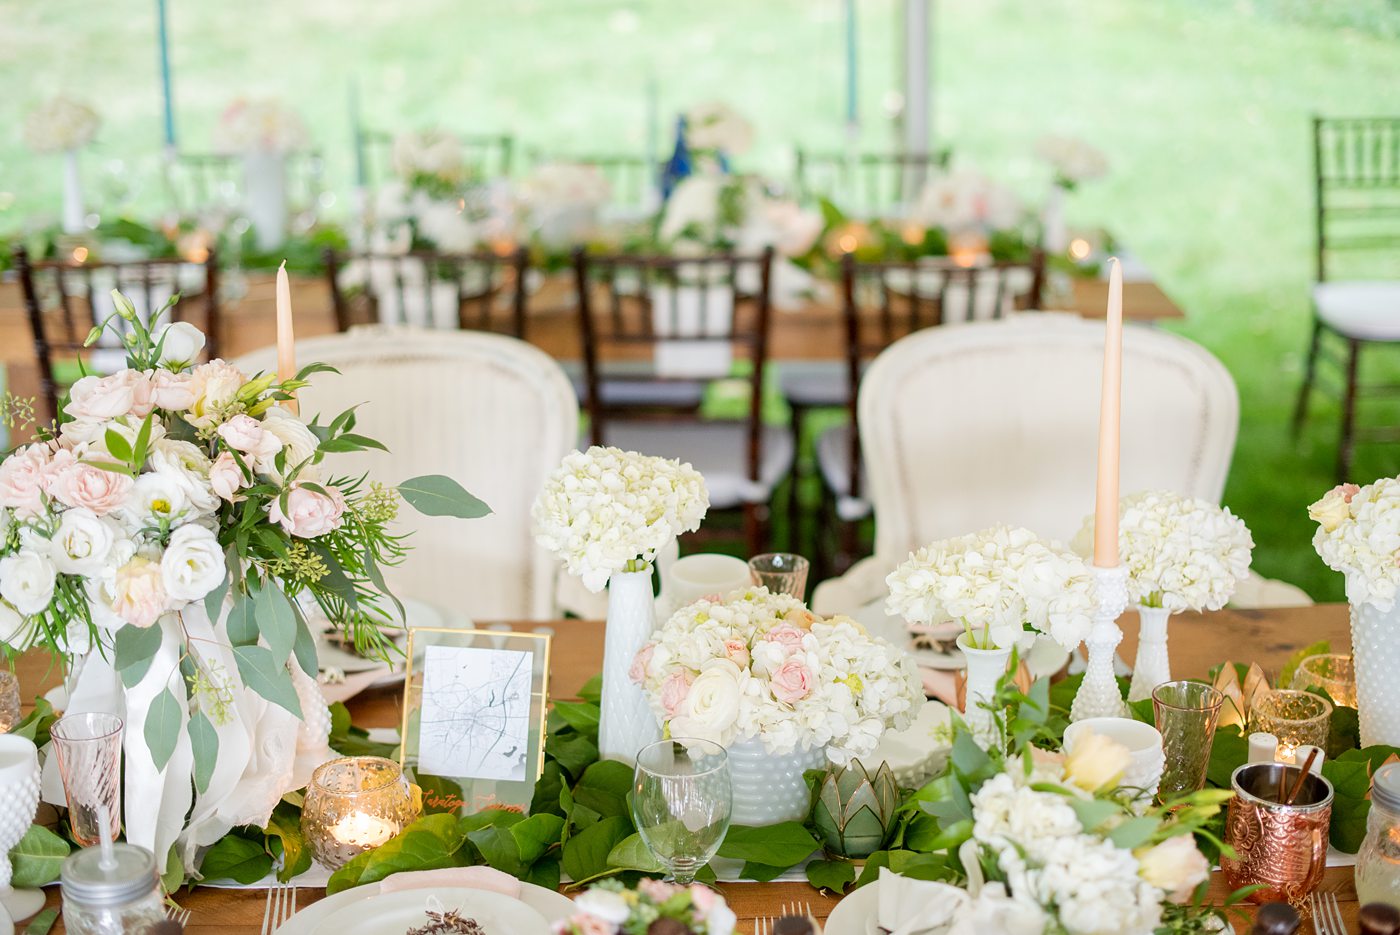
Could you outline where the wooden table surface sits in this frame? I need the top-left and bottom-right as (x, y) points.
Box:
(0, 272), (1181, 425)
(20, 604), (1347, 934)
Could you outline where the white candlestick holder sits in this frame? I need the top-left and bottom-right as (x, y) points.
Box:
(1071, 564), (1130, 721)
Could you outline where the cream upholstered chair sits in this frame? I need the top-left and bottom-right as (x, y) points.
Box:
(813, 315), (1310, 614)
(234, 326), (577, 619)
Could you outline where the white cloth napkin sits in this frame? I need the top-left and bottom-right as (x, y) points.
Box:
(875, 868), (970, 935)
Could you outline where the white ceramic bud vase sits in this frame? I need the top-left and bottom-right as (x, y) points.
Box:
(1127, 605), (1172, 703)
(243, 149), (288, 252)
(958, 633), (1012, 750)
(727, 737), (826, 826)
(1042, 183), (1068, 254)
(62, 149), (85, 234)
(1350, 601), (1400, 748)
(598, 567), (662, 763)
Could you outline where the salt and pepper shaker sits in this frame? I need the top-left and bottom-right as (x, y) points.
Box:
(1361, 903), (1400, 935)
(1248, 902), (1300, 935)
(1248, 732), (1279, 764)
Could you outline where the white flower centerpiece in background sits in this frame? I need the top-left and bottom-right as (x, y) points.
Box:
(1034, 134), (1109, 253)
(0, 291), (484, 878)
(684, 101), (754, 164)
(1073, 491), (1253, 702)
(520, 162), (612, 250)
(24, 96), (101, 235)
(911, 166), (1025, 260)
(886, 525), (1095, 746)
(532, 446), (708, 763)
(1311, 477), (1400, 746)
(632, 586), (922, 825)
(213, 97), (311, 251)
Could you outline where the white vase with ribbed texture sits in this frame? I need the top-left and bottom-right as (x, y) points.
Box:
(958, 634), (1013, 750)
(1351, 601), (1400, 748)
(1127, 604), (1173, 703)
(243, 150), (288, 252)
(598, 567), (662, 763)
(727, 737), (826, 827)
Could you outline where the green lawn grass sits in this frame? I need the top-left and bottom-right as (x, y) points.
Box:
(5, 0), (1400, 599)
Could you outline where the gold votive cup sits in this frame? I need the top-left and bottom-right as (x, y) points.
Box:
(1221, 762), (1333, 905)
(1290, 654), (1356, 708)
(1250, 689), (1331, 761)
(301, 756), (417, 869)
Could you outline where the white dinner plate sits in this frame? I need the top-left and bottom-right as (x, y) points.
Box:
(275, 881), (574, 935)
(312, 886), (548, 935)
(821, 878), (880, 935)
(853, 600), (1070, 678)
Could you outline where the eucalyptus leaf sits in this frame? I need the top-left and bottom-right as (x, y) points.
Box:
(203, 567), (231, 622)
(188, 712), (218, 795)
(255, 581), (297, 661)
(114, 624), (163, 688)
(232, 645), (302, 718)
(291, 607), (319, 680)
(398, 475), (491, 519)
(8, 825), (69, 888)
(226, 587), (260, 647)
(143, 688), (184, 771)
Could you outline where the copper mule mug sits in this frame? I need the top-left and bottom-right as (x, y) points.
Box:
(1221, 762), (1333, 905)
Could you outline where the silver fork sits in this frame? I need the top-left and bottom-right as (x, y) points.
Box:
(262, 881), (299, 935)
(165, 902), (191, 927)
(1310, 891), (1346, 935)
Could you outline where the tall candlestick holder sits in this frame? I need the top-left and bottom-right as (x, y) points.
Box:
(1071, 564), (1130, 721)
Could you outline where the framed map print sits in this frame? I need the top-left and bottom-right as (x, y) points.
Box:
(400, 627), (551, 815)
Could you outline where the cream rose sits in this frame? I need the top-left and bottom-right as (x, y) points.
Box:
(149, 439), (219, 514)
(186, 360), (246, 427)
(217, 415), (282, 461)
(65, 372), (138, 422)
(0, 550), (56, 616)
(257, 407), (320, 481)
(48, 460), (134, 516)
(1064, 730), (1133, 793)
(669, 659), (742, 745)
(0, 444), (52, 517)
(111, 556), (168, 628)
(1136, 835), (1210, 903)
(161, 525), (226, 603)
(208, 452), (245, 502)
(149, 369), (196, 411)
(268, 483), (346, 538)
(49, 507), (117, 576)
(154, 321), (206, 369)
(1308, 484), (1360, 534)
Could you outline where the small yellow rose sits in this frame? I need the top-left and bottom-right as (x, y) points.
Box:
(1136, 835), (1210, 902)
(1064, 730), (1133, 792)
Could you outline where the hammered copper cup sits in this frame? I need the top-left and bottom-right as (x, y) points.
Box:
(1221, 762), (1333, 905)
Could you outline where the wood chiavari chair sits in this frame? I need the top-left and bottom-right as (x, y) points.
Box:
(168, 151), (326, 214)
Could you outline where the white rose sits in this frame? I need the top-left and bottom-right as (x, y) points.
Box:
(572, 889), (631, 926)
(49, 508), (117, 576)
(160, 525), (226, 603)
(0, 599), (37, 651)
(149, 439), (220, 515)
(154, 321), (207, 369)
(0, 550), (57, 616)
(670, 659), (742, 746)
(257, 407), (321, 482)
(1136, 835), (1210, 903)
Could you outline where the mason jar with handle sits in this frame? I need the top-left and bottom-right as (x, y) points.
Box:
(61, 842), (165, 935)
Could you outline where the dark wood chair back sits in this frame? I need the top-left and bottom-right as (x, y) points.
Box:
(571, 247), (775, 474)
(1314, 116), (1400, 283)
(795, 149), (952, 213)
(357, 130), (514, 184)
(324, 247), (529, 337)
(14, 247), (221, 423)
(526, 152), (662, 208)
(169, 151), (326, 213)
(836, 251), (1044, 499)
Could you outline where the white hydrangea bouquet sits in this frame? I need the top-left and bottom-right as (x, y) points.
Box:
(683, 101), (754, 159)
(532, 446), (708, 762)
(520, 162), (612, 250)
(212, 98), (309, 153)
(631, 587), (923, 765)
(912, 167), (1025, 238)
(23, 96), (100, 154)
(1034, 134), (1110, 190)
(1072, 491), (1253, 702)
(0, 291), (484, 874)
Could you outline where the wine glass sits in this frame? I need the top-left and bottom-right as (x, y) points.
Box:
(631, 739), (731, 884)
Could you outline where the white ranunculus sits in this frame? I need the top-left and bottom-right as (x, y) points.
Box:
(572, 888), (631, 926)
(257, 407), (321, 482)
(0, 551), (57, 616)
(49, 507), (117, 576)
(154, 321), (207, 369)
(1135, 835), (1210, 903)
(670, 659), (743, 746)
(149, 438), (220, 515)
(160, 525), (227, 604)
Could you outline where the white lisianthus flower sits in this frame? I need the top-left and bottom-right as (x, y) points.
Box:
(257, 407), (321, 482)
(1135, 835), (1210, 903)
(160, 525), (227, 604)
(154, 321), (206, 369)
(125, 472), (192, 528)
(49, 508), (117, 576)
(572, 888), (631, 926)
(669, 659), (744, 746)
(0, 551), (57, 616)
(149, 439), (220, 515)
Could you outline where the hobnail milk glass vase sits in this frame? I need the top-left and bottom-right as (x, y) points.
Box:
(1351, 601), (1400, 748)
(598, 568), (662, 763)
(958, 633), (1013, 750)
(0, 735), (45, 921)
(727, 737), (827, 826)
(1127, 605), (1173, 703)
(243, 150), (288, 252)
(1041, 184), (1068, 254)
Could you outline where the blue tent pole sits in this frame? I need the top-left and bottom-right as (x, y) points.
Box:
(156, 0), (176, 150)
(844, 0), (858, 131)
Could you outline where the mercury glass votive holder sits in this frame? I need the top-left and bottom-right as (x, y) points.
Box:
(1251, 690), (1332, 762)
(301, 757), (418, 869)
(0, 672), (20, 733)
(1290, 654), (1357, 708)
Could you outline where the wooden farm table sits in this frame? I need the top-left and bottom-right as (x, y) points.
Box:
(0, 272), (1182, 425)
(16, 603), (1347, 934)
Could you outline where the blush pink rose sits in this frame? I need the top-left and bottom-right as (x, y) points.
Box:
(111, 558), (167, 628)
(1334, 483), (1362, 504)
(217, 415), (282, 460)
(268, 483), (346, 538)
(208, 452), (244, 502)
(769, 657), (814, 704)
(722, 639), (750, 668)
(573, 915), (612, 935)
(688, 884), (716, 913)
(0, 445), (53, 517)
(629, 643), (655, 685)
(637, 878), (683, 902)
(48, 461), (133, 515)
(65, 373), (137, 422)
(148, 370), (196, 411)
(763, 623), (806, 655)
(659, 671), (695, 717)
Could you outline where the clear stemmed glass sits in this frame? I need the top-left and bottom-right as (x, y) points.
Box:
(631, 739), (731, 884)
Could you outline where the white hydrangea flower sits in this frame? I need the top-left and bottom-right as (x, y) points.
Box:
(520, 163), (612, 210)
(913, 168), (1023, 233)
(1311, 477), (1400, 610)
(1035, 134), (1110, 187)
(685, 101), (754, 155)
(885, 525), (1095, 652)
(212, 98), (308, 153)
(531, 446), (709, 592)
(23, 96), (100, 154)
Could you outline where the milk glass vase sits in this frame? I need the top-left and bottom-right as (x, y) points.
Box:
(727, 737), (826, 826)
(598, 566), (662, 763)
(958, 633), (1013, 750)
(1350, 601), (1400, 748)
(1127, 604), (1173, 703)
